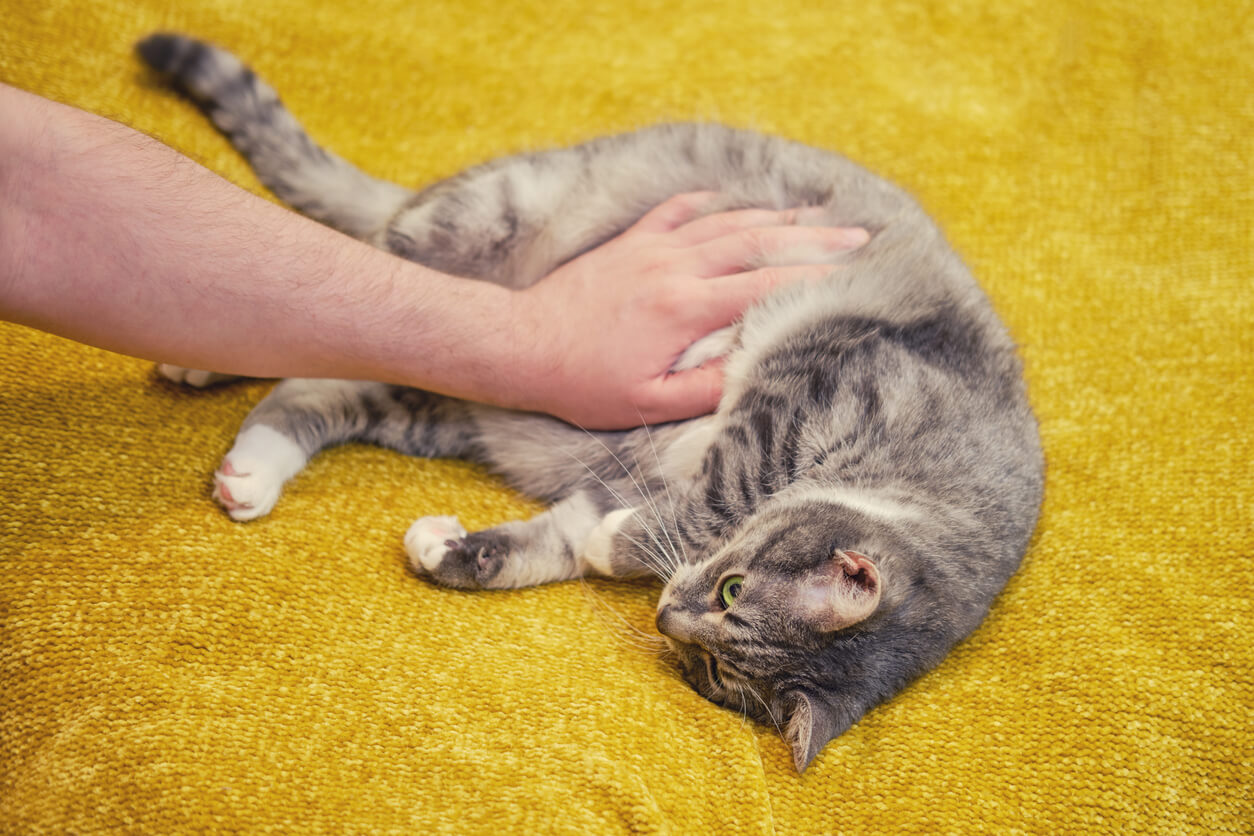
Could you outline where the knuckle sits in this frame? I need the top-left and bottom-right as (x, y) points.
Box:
(662, 192), (703, 216)
(753, 266), (784, 287)
(741, 226), (769, 248)
(667, 191), (719, 219)
(738, 227), (771, 258)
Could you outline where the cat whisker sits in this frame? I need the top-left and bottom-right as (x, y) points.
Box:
(577, 578), (671, 654)
(636, 413), (689, 567)
(611, 440), (681, 578)
(632, 498), (682, 578)
(562, 424), (683, 577)
(626, 434), (685, 578)
(738, 679), (784, 741)
(733, 682), (752, 730)
(625, 438), (683, 575)
(550, 444), (675, 580)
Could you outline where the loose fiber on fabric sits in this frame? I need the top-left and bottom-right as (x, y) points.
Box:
(1, 1), (1250, 833)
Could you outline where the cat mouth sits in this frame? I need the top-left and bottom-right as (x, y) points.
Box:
(704, 655), (727, 690)
(688, 649), (744, 704)
(668, 638), (777, 723)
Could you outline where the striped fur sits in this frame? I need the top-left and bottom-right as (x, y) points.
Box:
(138, 34), (1044, 772)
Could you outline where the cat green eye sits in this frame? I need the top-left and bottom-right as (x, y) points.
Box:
(718, 575), (745, 610)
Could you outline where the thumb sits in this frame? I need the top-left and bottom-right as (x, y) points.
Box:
(698, 264), (836, 330)
(633, 361), (726, 425)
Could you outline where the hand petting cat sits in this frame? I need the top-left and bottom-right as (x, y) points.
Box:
(514, 191), (869, 427)
(0, 83), (865, 429)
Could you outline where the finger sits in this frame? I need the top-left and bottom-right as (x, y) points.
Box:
(632, 362), (726, 424)
(670, 206), (829, 247)
(697, 264), (839, 327)
(629, 191), (722, 234)
(689, 225), (870, 276)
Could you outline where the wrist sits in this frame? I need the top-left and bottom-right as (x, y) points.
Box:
(460, 282), (562, 415)
(497, 283), (565, 415)
(363, 264), (546, 413)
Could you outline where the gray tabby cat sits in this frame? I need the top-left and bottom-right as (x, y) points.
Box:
(136, 33), (1044, 771)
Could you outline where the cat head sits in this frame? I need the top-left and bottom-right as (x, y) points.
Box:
(655, 498), (890, 772)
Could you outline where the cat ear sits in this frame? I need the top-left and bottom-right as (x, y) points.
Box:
(783, 692), (850, 772)
(796, 550), (881, 633)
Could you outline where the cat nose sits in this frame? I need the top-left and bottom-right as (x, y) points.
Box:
(656, 605), (691, 642)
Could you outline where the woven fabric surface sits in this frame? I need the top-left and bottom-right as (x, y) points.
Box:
(1, 0), (1250, 833)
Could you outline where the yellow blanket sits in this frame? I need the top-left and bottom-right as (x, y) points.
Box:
(2, 1), (1249, 832)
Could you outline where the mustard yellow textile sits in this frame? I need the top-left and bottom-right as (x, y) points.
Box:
(2, 1), (1250, 832)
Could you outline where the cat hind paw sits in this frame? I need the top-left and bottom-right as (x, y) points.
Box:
(213, 457), (284, 521)
(211, 425), (308, 521)
(158, 364), (240, 388)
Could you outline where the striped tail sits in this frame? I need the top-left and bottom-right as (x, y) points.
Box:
(136, 33), (413, 240)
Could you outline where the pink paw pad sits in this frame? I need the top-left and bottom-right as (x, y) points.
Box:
(215, 480), (238, 507)
(213, 459), (251, 511)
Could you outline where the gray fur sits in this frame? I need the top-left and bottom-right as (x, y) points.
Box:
(137, 34), (1044, 772)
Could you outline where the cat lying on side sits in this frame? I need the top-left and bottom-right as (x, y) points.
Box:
(137, 33), (1044, 772)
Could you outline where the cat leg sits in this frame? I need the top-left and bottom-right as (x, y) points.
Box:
(213, 423), (307, 521)
(405, 490), (606, 589)
(214, 379), (473, 520)
(405, 489), (665, 589)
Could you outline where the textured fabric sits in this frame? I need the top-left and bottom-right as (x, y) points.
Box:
(1, 1), (1250, 832)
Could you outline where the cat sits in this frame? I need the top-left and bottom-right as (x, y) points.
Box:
(136, 33), (1044, 772)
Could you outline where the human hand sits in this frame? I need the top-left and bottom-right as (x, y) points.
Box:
(506, 192), (869, 429)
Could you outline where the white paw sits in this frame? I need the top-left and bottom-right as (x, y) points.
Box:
(213, 425), (307, 521)
(404, 515), (467, 573)
(213, 457), (286, 521)
(158, 364), (240, 388)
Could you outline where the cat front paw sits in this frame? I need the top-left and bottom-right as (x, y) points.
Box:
(404, 515), (467, 573)
(157, 364), (240, 388)
(404, 516), (509, 588)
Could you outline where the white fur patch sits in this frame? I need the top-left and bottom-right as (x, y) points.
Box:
(158, 365), (240, 388)
(580, 508), (636, 575)
(658, 417), (720, 482)
(403, 515), (467, 573)
(214, 424), (307, 521)
(784, 484), (919, 522)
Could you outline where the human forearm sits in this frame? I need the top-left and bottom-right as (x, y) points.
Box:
(0, 83), (524, 404)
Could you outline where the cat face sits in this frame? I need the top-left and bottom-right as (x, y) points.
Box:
(655, 500), (883, 771)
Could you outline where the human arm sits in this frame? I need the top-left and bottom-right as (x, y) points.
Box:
(0, 84), (866, 429)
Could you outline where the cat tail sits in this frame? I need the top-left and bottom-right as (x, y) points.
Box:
(136, 33), (414, 240)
